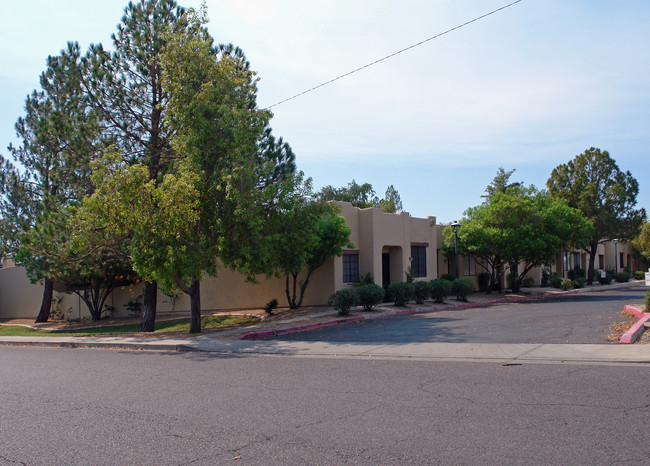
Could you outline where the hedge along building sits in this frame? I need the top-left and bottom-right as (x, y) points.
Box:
(0, 202), (439, 320)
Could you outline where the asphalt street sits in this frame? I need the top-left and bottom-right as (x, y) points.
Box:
(276, 287), (647, 344)
(1, 286), (649, 464)
(1, 346), (649, 465)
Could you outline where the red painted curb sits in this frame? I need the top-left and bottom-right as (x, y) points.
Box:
(395, 309), (418, 315)
(241, 314), (367, 339)
(620, 314), (650, 344)
(623, 305), (645, 319)
(241, 329), (276, 340)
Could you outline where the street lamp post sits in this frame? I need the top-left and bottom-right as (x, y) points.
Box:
(614, 238), (619, 274)
(451, 221), (460, 278)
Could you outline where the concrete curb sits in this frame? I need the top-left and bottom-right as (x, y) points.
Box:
(620, 305), (649, 344)
(0, 338), (186, 351)
(239, 290), (579, 340)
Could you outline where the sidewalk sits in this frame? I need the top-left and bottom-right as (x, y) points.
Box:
(1, 281), (647, 365)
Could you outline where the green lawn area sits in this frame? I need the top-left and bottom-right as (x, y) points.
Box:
(0, 315), (259, 337)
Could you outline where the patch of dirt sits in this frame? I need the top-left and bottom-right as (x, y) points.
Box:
(606, 309), (637, 342)
(605, 308), (650, 344)
(638, 327), (650, 344)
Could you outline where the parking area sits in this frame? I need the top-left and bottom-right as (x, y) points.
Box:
(275, 286), (646, 344)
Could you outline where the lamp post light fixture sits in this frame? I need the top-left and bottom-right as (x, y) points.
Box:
(451, 221), (461, 278)
(614, 238), (619, 274)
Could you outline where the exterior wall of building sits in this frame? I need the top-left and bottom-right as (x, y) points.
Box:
(596, 240), (636, 272)
(333, 202), (438, 290)
(0, 266), (46, 319)
(558, 240), (639, 279)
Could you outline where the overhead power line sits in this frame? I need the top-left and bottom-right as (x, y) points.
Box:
(268, 0), (523, 108)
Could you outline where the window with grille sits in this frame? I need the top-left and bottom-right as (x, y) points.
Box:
(410, 246), (427, 278)
(619, 252), (624, 269)
(343, 253), (359, 283)
(463, 256), (477, 276)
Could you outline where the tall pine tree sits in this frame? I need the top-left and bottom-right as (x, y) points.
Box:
(80, 0), (186, 331)
(3, 42), (101, 322)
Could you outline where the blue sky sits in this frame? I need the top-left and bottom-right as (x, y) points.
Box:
(1, 0), (648, 223)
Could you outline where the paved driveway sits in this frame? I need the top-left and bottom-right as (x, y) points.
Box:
(277, 285), (646, 344)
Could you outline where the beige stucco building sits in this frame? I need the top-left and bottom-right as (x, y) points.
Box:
(0, 202), (438, 320)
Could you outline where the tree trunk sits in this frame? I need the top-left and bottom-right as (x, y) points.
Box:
(139, 280), (157, 332)
(174, 276), (201, 333)
(586, 243), (598, 285)
(285, 275), (296, 309)
(35, 277), (54, 323)
(510, 262), (520, 292)
(297, 269), (314, 309)
(493, 256), (503, 293)
(189, 278), (201, 334)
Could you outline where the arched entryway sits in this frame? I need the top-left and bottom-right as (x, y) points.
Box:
(381, 246), (403, 288)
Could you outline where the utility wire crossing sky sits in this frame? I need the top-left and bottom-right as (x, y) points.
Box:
(1, 0), (648, 222)
(269, 0), (523, 108)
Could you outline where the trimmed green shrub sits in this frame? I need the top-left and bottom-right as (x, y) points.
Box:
(567, 267), (585, 280)
(597, 271), (613, 285)
(429, 279), (452, 303)
(387, 282), (414, 306)
(571, 278), (585, 289)
(328, 289), (360, 315)
(357, 272), (375, 286)
(614, 271), (630, 283)
(549, 275), (563, 288)
(357, 284), (385, 311)
(451, 278), (475, 302)
(264, 298), (278, 316)
(634, 271), (645, 280)
(521, 276), (535, 288)
(560, 278), (572, 291)
(440, 273), (456, 282)
(413, 281), (429, 304)
(645, 290), (650, 312)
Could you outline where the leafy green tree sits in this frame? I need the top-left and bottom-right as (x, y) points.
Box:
(75, 154), (202, 323)
(148, 7), (289, 333)
(547, 147), (646, 284)
(1, 43), (101, 322)
(19, 208), (136, 321)
(444, 186), (593, 292)
(79, 0), (188, 331)
(632, 222), (650, 264)
(271, 182), (352, 308)
(318, 180), (403, 213)
(74, 5), (297, 333)
(377, 185), (403, 213)
(481, 167), (521, 203)
(318, 180), (378, 208)
(0, 158), (34, 258)
(286, 214), (351, 309)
